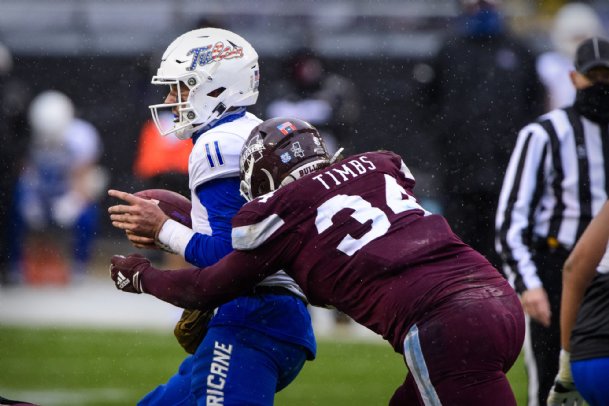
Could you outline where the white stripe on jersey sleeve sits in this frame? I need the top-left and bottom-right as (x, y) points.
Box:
(399, 159), (415, 181)
(232, 214), (285, 250)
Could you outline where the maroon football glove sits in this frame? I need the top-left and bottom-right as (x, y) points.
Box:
(109, 253), (154, 294)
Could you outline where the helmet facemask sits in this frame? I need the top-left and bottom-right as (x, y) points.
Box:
(239, 133), (267, 201)
(149, 73), (203, 140)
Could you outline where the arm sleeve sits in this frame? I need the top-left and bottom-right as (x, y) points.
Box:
(143, 231), (301, 310)
(183, 177), (244, 267)
(496, 123), (549, 293)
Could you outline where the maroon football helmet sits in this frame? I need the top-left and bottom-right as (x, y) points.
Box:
(239, 117), (331, 201)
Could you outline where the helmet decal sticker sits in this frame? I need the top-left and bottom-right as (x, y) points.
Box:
(277, 121), (297, 135)
(186, 41), (245, 71)
(291, 141), (305, 158)
(280, 152), (292, 163)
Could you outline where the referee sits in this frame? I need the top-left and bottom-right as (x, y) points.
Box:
(496, 36), (609, 406)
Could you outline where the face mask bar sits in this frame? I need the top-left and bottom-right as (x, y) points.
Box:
(149, 75), (199, 140)
(239, 153), (256, 202)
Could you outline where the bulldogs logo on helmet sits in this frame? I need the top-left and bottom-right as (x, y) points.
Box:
(240, 118), (332, 201)
(149, 28), (259, 140)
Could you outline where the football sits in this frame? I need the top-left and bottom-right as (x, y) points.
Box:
(134, 189), (192, 228)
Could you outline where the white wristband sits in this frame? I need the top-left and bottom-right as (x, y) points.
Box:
(557, 349), (573, 384)
(157, 219), (195, 257)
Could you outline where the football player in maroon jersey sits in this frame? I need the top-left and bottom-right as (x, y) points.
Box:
(110, 117), (525, 405)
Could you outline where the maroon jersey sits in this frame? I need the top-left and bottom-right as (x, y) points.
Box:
(145, 151), (510, 352)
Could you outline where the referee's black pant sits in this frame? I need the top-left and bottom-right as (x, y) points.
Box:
(526, 245), (569, 406)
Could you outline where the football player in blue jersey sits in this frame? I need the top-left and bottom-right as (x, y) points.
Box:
(108, 28), (316, 405)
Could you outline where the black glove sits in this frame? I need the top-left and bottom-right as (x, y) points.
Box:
(109, 253), (152, 294)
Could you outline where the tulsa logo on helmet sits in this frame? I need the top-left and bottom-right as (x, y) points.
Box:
(186, 41), (244, 71)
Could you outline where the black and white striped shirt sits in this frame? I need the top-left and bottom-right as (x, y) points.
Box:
(496, 106), (609, 293)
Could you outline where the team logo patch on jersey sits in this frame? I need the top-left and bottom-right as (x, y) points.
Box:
(280, 152), (292, 163)
(277, 121), (297, 135)
(186, 41), (244, 71)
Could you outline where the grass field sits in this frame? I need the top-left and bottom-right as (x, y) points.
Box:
(0, 325), (527, 405)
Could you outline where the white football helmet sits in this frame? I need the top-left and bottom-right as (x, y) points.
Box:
(551, 3), (604, 59)
(149, 28), (260, 140)
(28, 90), (74, 145)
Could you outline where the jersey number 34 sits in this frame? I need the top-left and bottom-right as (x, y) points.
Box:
(315, 174), (429, 256)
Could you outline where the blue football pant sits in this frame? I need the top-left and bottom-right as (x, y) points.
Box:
(572, 357), (609, 406)
(138, 325), (308, 406)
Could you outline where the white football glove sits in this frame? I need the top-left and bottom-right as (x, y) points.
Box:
(547, 350), (586, 406)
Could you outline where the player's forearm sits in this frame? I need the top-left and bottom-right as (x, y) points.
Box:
(141, 250), (269, 310)
(559, 279), (586, 351)
(184, 232), (233, 267)
(560, 258), (596, 350)
(141, 266), (237, 310)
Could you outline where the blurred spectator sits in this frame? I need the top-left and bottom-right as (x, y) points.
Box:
(537, 2), (605, 111)
(425, 0), (546, 269)
(10, 90), (108, 284)
(133, 111), (192, 198)
(0, 41), (32, 285)
(266, 48), (360, 153)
